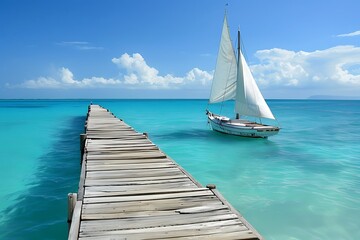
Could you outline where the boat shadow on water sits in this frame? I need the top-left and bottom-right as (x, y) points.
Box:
(151, 127), (277, 144)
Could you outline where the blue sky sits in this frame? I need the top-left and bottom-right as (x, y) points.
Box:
(0, 0), (359, 99)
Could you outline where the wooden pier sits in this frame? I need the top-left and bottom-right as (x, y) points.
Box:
(68, 104), (263, 240)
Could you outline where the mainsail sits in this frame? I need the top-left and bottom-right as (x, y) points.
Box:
(209, 14), (275, 120)
(209, 15), (237, 103)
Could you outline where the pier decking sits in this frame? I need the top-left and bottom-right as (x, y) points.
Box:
(68, 104), (263, 240)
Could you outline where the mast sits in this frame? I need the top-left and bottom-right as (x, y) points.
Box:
(237, 30), (240, 63)
(235, 29), (241, 120)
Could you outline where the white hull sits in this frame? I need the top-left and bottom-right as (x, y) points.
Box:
(207, 111), (279, 138)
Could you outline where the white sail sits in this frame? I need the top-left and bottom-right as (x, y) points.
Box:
(209, 15), (237, 103)
(235, 53), (275, 119)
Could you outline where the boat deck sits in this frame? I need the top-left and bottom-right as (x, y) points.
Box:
(68, 104), (263, 240)
(229, 121), (262, 127)
(214, 115), (273, 128)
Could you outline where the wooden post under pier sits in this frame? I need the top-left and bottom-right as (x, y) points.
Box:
(79, 133), (86, 163)
(67, 193), (77, 224)
(68, 104), (263, 240)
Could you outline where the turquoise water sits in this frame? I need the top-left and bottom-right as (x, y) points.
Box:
(0, 99), (359, 240)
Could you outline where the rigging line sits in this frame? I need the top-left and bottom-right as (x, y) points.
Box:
(240, 32), (249, 62)
(275, 117), (281, 128)
(206, 68), (214, 110)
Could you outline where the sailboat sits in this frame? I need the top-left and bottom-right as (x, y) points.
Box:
(206, 13), (280, 138)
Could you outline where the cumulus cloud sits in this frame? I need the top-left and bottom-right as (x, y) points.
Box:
(251, 45), (360, 89)
(20, 67), (121, 88)
(112, 53), (212, 88)
(337, 30), (360, 37)
(15, 53), (213, 89)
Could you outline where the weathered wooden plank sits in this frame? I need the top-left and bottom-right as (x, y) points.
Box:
(82, 196), (220, 214)
(85, 177), (193, 187)
(86, 163), (176, 172)
(87, 150), (165, 157)
(175, 205), (229, 214)
(79, 230), (258, 240)
(85, 158), (170, 165)
(86, 140), (153, 146)
(87, 139), (148, 143)
(83, 188), (213, 204)
(82, 205), (229, 220)
(87, 152), (166, 161)
(86, 132), (143, 137)
(86, 160), (170, 166)
(85, 173), (187, 181)
(86, 135), (147, 140)
(68, 201), (82, 240)
(86, 143), (156, 148)
(80, 211), (239, 232)
(79, 219), (248, 238)
(86, 146), (159, 152)
(77, 154), (87, 201)
(84, 182), (197, 196)
(86, 167), (182, 176)
(84, 187), (208, 198)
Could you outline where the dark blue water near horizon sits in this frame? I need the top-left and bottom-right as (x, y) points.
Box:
(0, 99), (359, 240)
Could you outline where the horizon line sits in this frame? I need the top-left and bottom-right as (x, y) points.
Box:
(1, 97), (359, 101)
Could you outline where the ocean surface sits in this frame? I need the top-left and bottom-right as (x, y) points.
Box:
(0, 99), (359, 240)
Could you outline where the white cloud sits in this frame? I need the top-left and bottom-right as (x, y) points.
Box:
(112, 53), (212, 88)
(20, 67), (121, 89)
(185, 68), (213, 85)
(112, 53), (167, 87)
(251, 45), (360, 90)
(61, 67), (76, 84)
(14, 53), (213, 89)
(337, 30), (360, 37)
(22, 77), (62, 89)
